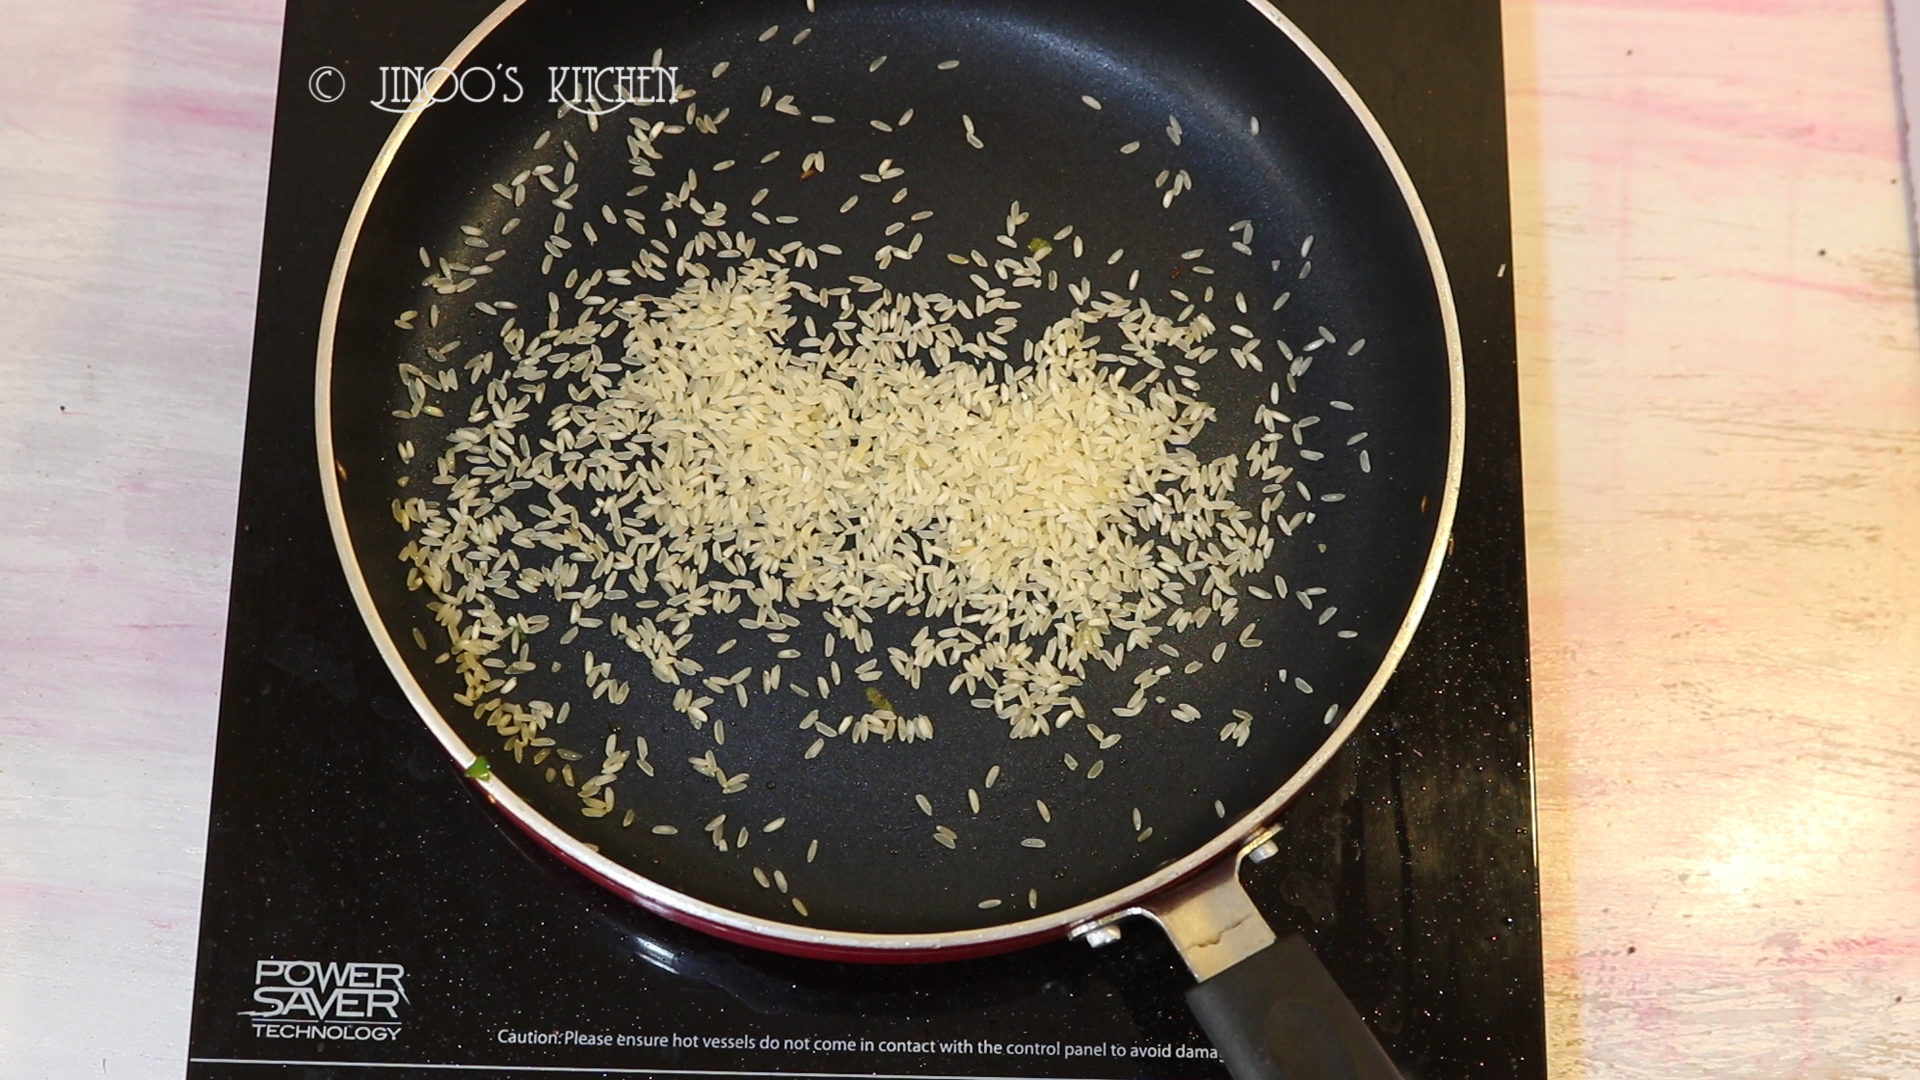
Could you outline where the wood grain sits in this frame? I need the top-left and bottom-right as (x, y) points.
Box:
(0, 0), (281, 1073)
(0, 0), (1915, 1075)
(1507, 0), (1920, 1075)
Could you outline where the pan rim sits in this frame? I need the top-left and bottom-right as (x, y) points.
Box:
(315, 0), (1467, 956)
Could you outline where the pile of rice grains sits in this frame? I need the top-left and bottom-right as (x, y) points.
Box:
(381, 13), (1373, 920)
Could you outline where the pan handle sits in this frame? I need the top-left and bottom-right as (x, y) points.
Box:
(1186, 933), (1401, 1080)
(1074, 840), (1401, 1080)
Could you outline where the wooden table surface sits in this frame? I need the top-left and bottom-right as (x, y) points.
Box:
(0, 0), (1915, 1075)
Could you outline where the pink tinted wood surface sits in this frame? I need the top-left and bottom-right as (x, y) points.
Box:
(0, 0), (1915, 1076)
(1507, 0), (1920, 1075)
(0, 0), (283, 1073)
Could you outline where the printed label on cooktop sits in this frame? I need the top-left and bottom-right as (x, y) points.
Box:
(239, 960), (408, 1042)
(492, 1028), (1220, 1064)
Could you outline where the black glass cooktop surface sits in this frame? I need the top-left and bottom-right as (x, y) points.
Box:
(185, 0), (1543, 1076)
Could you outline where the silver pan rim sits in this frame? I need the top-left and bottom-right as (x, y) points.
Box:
(315, 0), (1467, 955)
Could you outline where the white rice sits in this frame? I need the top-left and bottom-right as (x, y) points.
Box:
(387, 48), (1382, 887)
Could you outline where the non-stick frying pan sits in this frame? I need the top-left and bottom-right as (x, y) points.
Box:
(318, 1), (1462, 1076)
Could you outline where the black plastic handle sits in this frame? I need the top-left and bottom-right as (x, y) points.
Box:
(1186, 934), (1402, 1080)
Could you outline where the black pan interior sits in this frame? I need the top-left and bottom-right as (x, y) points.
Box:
(328, 0), (1454, 936)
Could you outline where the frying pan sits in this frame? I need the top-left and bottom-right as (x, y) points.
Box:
(318, 0), (1463, 1076)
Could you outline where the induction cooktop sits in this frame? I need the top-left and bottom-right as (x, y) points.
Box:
(184, 1), (1543, 1076)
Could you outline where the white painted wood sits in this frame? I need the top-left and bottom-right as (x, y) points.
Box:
(1506, 0), (1920, 1074)
(0, 0), (283, 1074)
